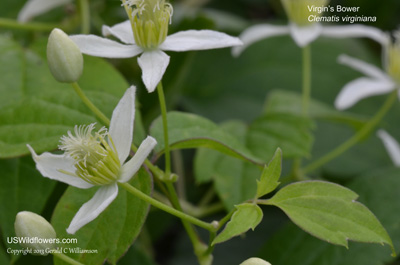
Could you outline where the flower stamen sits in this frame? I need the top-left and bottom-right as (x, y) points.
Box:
(59, 123), (121, 185)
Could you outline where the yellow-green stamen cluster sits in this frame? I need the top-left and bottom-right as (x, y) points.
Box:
(387, 31), (400, 84)
(281, 0), (329, 26)
(122, 0), (173, 50)
(59, 123), (121, 185)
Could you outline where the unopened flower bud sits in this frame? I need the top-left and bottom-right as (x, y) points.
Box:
(47, 28), (83, 83)
(14, 211), (57, 254)
(240, 257), (272, 265)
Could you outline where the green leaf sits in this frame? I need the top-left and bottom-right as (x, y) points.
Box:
(150, 111), (263, 165)
(263, 181), (395, 255)
(259, 167), (400, 265)
(0, 157), (56, 260)
(0, 35), (131, 158)
(194, 121), (261, 210)
(52, 168), (151, 265)
(247, 113), (314, 159)
(212, 203), (263, 245)
(256, 148), (282, 198)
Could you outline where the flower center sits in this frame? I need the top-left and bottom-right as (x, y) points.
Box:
(387, 32), (400, 84)
(281, 0), (329, 26)
(59, 123), (121, 185)
(122, 0), (173, 50)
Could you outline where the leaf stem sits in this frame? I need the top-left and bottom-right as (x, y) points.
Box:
(78, 0), (90, 34)
(0, 18), (60, 31)
(119, 182), (215, 232)
(303, 90), (398, 174)
(53, 252), (84, 265)
(70, 82), (110, 126)
(156, 81), (172, 177)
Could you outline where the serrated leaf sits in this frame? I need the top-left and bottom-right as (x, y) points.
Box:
(262, 181), (395, 255)
(0, 157), (56, 262)
(247, 113), (314, 159)
(0, 35), (138, 158)
(256, 148), (282, 198)
(52, 168), (151, 265)
(150, 111), (263, 165)
(259, 167), (400, 265)
(212, 203), (263, 245)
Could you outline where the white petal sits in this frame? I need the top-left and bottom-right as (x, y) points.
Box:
(119, 136), (157, 183)
(231, 24), (289, 57)
(17, 0), (71, 22)
(137, 50), (170, 93)
(377, 130), (400, 167)
(338, 54), (390, 80)
(66, 184), (118, 234)
(27, 144), (93, 189)
(109, 86), (136, 164)
(321, 25), (390, 46)
(102, 20), (135, 45)
(289, 22), (322, 47)
(69, 35), (143, 58)
(160, 30), (243, 52)
(334, 77), (395, 110)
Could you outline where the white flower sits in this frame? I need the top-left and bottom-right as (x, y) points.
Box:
(334, 31), (400, 110)
(18, 0), (72, 23)
(27, 86), (157, 234)
(232, 0), (388, 56)
(69, 0), (242, 93)
(377, 129), (400, 167)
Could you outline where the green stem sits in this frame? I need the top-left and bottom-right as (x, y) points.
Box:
(78, 0), (90, 34)
(71, 82), (110, 126)
(53, 252), (84, 265)
(156, 82), (172, 177)
(303, 90), (397, 174)
(302, 45), (311, 116)
(0, 18), (59, 31)
(119, 182), (215, 232)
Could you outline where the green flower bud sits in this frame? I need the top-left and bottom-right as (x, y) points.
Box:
(14, 211), (57, 255)
(240, 257), (272, 265)
(47, 28), (83, 83)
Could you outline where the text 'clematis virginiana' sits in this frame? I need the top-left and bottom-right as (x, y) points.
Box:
(335, 31), (400, 110)
(232, 0), (388, 56)
(27, 86), (157, 234)
(69, 0), (243, 93)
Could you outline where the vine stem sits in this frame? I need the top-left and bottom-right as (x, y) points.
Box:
(78, 0), (90, 34)
(53, 252), (84, 265)
(156, 81), (172, 177)
(0, 18), (59, 31)
(303, 90), (398, 174)
(119, 182), (215, 231)
(302, 45), (311, 116)
(70, 82), (110, 126)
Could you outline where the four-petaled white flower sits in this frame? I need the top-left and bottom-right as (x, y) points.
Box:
(334, 31), (400, 110)
(232, 0), (388, 57)
(69, 0), (242, 93)
(377, 129), (400, 167)
(27, 86), (157, 234)
(18, 0), (72, 23)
